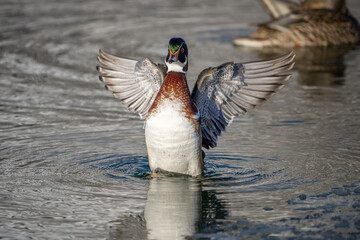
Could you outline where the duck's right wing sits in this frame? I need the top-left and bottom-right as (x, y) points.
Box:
(96, 49), (166, 119)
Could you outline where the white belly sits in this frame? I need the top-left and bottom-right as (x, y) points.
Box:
(145, 99), (202, 176)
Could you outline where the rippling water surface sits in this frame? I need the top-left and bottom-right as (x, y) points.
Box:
(1, 0), (360, 239)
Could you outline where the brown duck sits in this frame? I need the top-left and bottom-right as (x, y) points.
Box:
(233, 0), (360, 48)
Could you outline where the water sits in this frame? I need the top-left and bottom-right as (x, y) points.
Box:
(1, 0), (360, 239)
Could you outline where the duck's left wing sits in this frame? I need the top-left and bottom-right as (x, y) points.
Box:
(191, 51), (295, 149)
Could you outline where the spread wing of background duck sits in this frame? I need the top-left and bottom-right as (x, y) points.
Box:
(234, 0), (360, 47)
(97, 38), (295, 176)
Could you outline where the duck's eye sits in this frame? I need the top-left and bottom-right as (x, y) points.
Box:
(181, 48), (184, 53)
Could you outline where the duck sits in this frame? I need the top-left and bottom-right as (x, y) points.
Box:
(96, 38), (295, 177)
(233, 0), (360, 48)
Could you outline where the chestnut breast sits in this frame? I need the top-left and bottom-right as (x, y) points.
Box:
(147, 72), (198, 120)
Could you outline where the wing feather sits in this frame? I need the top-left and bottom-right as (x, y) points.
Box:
(100, 76), (136, 85)
(96, 49), (166, 119)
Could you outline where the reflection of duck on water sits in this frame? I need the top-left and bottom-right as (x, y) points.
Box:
(144, 177), (201, 240)
(234, 0), (360, 48)
(109, 177), (227, 240)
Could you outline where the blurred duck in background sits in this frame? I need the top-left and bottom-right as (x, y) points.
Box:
(233, 0), (360, 48)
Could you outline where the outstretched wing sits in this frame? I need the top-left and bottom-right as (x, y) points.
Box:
(191, 51), (295, 149)
(96, 49), (166, 119)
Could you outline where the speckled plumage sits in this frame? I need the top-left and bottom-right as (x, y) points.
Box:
(234, 0), (360, 48)
(147, 72), (198, 121)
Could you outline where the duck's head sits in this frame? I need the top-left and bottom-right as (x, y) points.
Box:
(165, 37), (188, 74)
